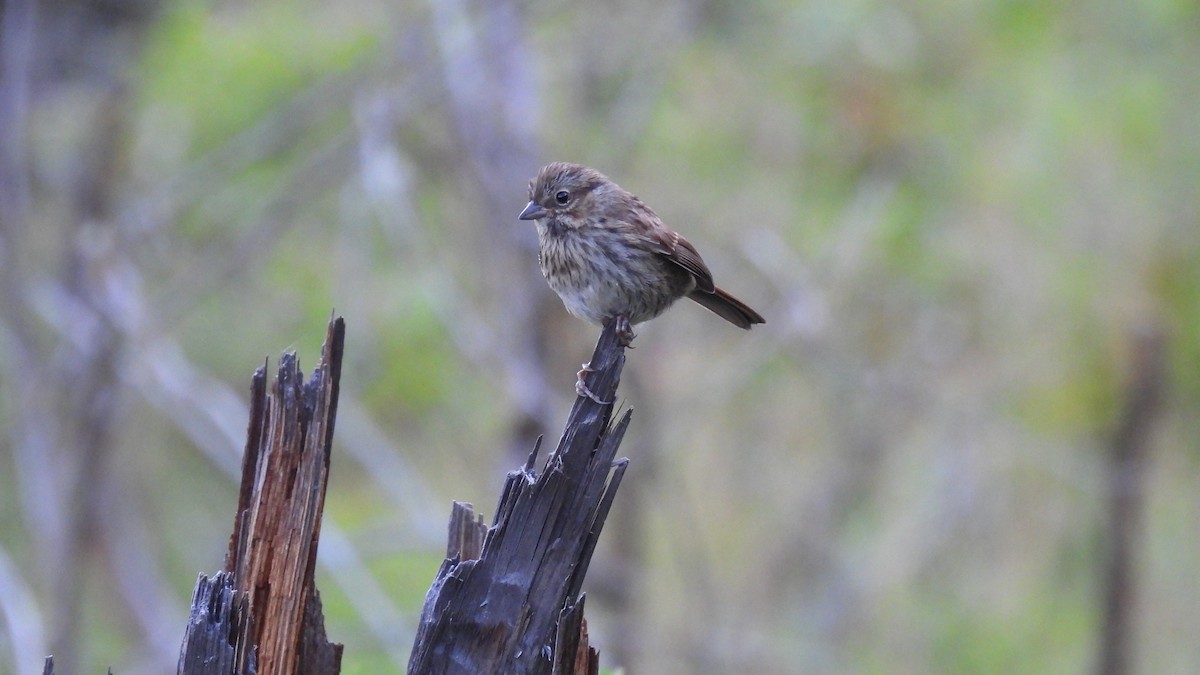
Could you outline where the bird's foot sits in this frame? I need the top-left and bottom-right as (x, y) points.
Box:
(576, 363), (613, 405)
(614, 315), (636, 347)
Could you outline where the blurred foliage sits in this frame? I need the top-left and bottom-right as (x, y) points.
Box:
(1, 0), (1198, 673)
(139, 1), (376, 154)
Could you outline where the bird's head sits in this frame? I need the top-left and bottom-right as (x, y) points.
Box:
(518, 162), (613, 226)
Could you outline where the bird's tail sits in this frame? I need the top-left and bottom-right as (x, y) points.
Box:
(688, 287), (766, 329)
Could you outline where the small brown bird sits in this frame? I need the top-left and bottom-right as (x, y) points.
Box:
(519, 162), (765, 399)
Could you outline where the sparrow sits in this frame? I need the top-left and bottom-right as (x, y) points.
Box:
(519, 162), (764, 401)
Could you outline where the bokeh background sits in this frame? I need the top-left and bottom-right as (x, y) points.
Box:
(1, 0), (1198, 673)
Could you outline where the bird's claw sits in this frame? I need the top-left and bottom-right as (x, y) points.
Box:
(576, 363), (613, 405)
(614, 315), (636, 347)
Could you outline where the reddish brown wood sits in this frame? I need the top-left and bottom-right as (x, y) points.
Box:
(178, 316), (345, 675)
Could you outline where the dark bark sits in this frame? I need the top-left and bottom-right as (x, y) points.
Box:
(408, 319), (631, 675)
(176, 572), (255, 675)
(552, 595), (599, 675)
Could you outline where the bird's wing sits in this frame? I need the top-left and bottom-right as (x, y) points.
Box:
(641, 227), (715, 293)
(667, 232), (715, 293)
(623, 196), (716, 292)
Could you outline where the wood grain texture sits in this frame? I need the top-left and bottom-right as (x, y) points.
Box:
(408, 318), (631, 675)
(178, 317), (345, 675)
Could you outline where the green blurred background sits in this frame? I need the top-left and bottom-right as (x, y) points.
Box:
(1, 0), (1198, 672)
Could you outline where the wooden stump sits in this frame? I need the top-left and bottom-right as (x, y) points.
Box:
(177, 317), (345, 675)
(407, 319), (632, 675)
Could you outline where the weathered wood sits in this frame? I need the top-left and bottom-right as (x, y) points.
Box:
(178, 316), (345, 675)
(177, 572), (254, 675)
(552, 595), (599, 675)
(446, 500), (488, 560)
(407, 319), (632, 675)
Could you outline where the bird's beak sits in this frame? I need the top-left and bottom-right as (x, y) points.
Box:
(518, 201), (547, 221)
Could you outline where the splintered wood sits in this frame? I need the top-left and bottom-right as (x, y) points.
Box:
(178, 317), (345, 675)
(407, 318), (632, 675)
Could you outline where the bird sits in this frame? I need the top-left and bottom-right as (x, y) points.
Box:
(518, 162), (764, 401)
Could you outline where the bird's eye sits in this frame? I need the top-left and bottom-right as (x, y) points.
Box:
(555, 190), (570, 205)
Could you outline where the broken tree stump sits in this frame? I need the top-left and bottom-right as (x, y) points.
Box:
(177, 316), (345, 675)
(407, 318), (632, 675)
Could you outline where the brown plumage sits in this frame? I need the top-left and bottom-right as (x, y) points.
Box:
(518, 162), (765, 330)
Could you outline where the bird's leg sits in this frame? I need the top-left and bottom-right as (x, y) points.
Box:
(576, 315), (633, 404)
(614, 314), (636, 347)
(575, 363), (612, 405)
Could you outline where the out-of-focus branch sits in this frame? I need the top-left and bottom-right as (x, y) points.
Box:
(1095, 323), (1167, 675)
(425, 0), (562, 460)
(0, 0), (36, 225)
(0, 545), (45, 675)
